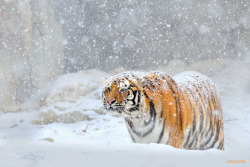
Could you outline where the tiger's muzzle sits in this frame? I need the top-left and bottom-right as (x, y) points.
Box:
(105, 99), (124, 114)
(106, 99), (116, 109)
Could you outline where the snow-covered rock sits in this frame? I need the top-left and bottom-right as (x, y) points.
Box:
(45, 70), (108, 105)
(33, 70), (108, 124)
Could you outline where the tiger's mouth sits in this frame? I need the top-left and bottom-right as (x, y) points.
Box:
(108, 107), (122, 113)
(106, 107), (123, 117)
(104, 103), (122, 112)
(105, 105), (134, 117)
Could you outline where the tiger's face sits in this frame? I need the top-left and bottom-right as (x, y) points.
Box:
(102, 75), (145, 117)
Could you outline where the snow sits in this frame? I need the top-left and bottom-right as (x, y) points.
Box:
(1, 63), (250, 167)
(1, 0), (250, 166)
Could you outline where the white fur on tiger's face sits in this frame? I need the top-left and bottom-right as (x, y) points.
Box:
(103, 72), (146, 118)
(102, 71), (224, 150)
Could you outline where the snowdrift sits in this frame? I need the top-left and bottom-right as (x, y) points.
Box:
(0, 59), (249, 167)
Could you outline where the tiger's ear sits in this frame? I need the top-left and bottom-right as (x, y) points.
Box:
(104, 76), (112, 85)
(137, 77), (147, 88)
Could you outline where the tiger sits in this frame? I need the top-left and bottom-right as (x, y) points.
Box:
(102, 71), (224, 150)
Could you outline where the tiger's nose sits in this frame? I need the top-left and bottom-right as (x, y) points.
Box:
(107, 99), (116, 105)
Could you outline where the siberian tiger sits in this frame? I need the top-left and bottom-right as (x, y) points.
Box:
(102, 71), (224, 150)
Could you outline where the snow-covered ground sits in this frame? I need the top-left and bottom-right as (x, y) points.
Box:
(0, 60), (249, 167)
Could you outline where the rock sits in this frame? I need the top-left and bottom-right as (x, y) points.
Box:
(33, 110), (93, 125)
(0, 0), (64, 112)
(44, 70), (108, 105)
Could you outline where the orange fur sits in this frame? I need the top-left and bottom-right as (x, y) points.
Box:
(103, 71), (224, 150)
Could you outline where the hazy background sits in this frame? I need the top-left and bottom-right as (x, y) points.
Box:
(0, 0), (249, 112)
(53, 0), (250, 71)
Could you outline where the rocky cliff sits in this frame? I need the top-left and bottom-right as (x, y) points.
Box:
(0, 0), (64, 112)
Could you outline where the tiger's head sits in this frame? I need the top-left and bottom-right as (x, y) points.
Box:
(102, 73), (147, 117)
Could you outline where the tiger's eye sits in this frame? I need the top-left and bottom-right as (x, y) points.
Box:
(130, 84), (134, 87)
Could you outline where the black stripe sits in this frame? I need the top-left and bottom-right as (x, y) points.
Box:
(125, 101), (157, 138)
(131, 74), (139, 80)
(182, 89), (196, 148)
(186, 87), (204, 134)
(153, 76), (161, 85)
(183, 88), (196, 135)
(132, 90), (137, 105)
(162, 73), (184, 138)
(208, 84), (216, 106)
(129, 106), (139, 112)
(162, 74), (181, 131)
(204, 130), (213, 146)
(157, 119), (166, 143)
(182, 128), (192, 148)
(146, 78), (156, 89)
(126, 89), (134, 102)
(124, 76), (129, 81)
(177, 93), (183, 135)
(164, 73), (179, 91)
(168, 77), (183, 134)
(131, 128), (142, 137)
(221, 142), (224, 150)
(142, 101), (156, 137)
(126, 118), (142, 137)
(187, 80), (206, 136)
(201, 80), (214, 142)
(125, 118), (133, 129)
(166, 126), (172, 145)
(190, 76), (207, 103)
(189, 132), (198, 148)
(125, 119), (136, 142)
(142, 125), (155, 137)
(210, 121), (220, 148)
(187, 80), (206, 108)
(217, 140), (223, 150)
(146, 85), (152, 91)
(126, 99), (134, 102)
(185, 87), (199, 133)
(160, 105), (164, 118)
(137, 90), (141, 104)
(143, 103), (153, 126)
(149, 101), (157, 118)
(183, 88), (199, 148)
(159, 74), (168, 82)
(165, 81), (178, 117)
(204, 81), (216, 110)
(143, 90), (149, 99)
(130, 134), (136, 142)
(128, 87), (133, 91)
(153, 75), (164, 120)
(203, 80), (215, 134)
